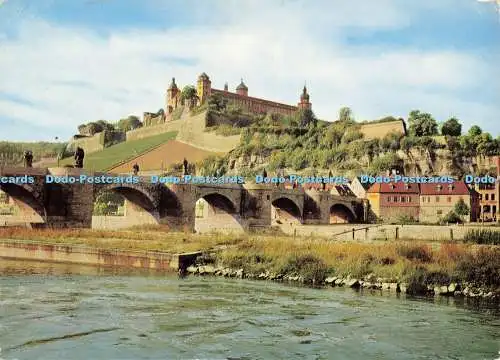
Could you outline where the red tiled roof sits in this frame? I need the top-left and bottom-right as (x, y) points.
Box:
(302, 183), (335, 191)
(420, 181), (470, 195)
(367, 182), (419, 194)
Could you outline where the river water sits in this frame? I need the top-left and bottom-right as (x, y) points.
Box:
(0, 260), (499, 360)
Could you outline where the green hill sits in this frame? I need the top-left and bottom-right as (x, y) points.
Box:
(57, 131), (177, 171)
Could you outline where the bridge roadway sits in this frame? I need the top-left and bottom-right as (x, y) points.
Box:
(0, 167), (367, 231)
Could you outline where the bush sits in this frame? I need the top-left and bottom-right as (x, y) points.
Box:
(441, 211), (463, 224)
(394, 215), (418, 225)
(455, 247), (500, 288)
(279, 254), (329, 284)
(396, 243), (432, 263)
(213, 124), (241, 136)
(464, 229), (500, 245)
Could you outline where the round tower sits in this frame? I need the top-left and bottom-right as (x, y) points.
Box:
(197, 72), (211, 104)
(236, 79), (248, 97)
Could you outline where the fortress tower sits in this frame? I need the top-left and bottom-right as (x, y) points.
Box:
(298, 85), (312, 110)
(197, 72), (212, 105)
(236, 79), (248, 97)
(166, 77), (180, 115)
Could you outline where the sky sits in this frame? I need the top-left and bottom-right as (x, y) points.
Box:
(0, 0), (499, 142)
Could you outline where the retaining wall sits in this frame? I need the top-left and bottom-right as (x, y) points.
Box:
(0, 240), (201, 270)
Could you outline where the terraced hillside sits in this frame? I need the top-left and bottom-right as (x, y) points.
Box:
(109, 140), (222, 173)
(58, 131), (177, 171)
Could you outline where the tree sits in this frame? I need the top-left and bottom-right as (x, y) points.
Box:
(296, 108), (317, 128)
(339, 107), (353, 122)
(208, 93), (228, 111)
(117, 115), (142, 132)
(408, 110), (438, 136)
(95, 120), (115, 132)
(86, 122), (103, 135)
(454, 198), (470, 217)
(77, 124), (87, 135)
(181, 85), (197, 104)
(441, 117), (462, 136)
(468, 125), (482, 137)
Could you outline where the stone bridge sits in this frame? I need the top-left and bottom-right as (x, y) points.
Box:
(0, 167), (367, 231)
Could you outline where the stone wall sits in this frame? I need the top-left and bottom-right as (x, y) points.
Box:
(359, 120), (406, 140)
(68, 131), (126, 154)
(126, 121), (182, 141)
(279, 223), (500, 241)
(68, 133), (105, 154)
(0, 239), (201, 270)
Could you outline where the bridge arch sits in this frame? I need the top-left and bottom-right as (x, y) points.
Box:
(194, 192), (243, 233)
(0, 183), (46, 224)
(329, 203), (356, 224)
(271, 197), (302, 225)
(92, 184), (164, 229)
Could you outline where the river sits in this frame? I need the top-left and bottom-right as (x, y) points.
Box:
(0, 260), (498, 360)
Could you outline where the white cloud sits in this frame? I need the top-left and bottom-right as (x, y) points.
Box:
(0, 0), (498, 141)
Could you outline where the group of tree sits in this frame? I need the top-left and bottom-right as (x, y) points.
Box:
(77, 116), (142, 136)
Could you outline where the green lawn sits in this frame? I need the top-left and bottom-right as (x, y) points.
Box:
(58, 131), (178, 171)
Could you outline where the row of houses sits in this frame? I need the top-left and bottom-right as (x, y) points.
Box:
(349, 178), (499, 223)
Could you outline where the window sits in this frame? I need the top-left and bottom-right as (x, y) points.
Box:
(266, 195), (270, 200)
(387, 196), (391, 202)
(448, 184), (454, 190)
(437, 185), (442, 192)
(393, 196), (398, 202)
(447, 197), (452, 203)
(494, 206), (497, 214)
(436, 196), (440, 203)
(437, 210), (443, 215)
(485, 194), (489, 201)
(401, 196), (406, 203)
(492, 194), (496, 201)
(428, 197), (431, 203)
(408, 197), (412, 203)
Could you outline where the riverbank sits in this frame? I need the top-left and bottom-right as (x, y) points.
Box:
(0, 226), (498, 299)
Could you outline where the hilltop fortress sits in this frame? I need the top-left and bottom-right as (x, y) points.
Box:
(143, 72), (313, 125)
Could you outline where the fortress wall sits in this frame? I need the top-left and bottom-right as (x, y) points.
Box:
(68, 133), (105, 154)
(176, 111), (241, 153)
(359, 120), (406, 140)
(126, 121), (182, 142)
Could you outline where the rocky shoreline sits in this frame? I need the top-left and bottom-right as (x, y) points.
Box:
(185, 265), (500, 300)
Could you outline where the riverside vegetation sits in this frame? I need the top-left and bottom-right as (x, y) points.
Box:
(0, 226), (498, 299)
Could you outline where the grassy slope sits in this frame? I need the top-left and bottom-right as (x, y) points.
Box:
(58, 131), (177, 171)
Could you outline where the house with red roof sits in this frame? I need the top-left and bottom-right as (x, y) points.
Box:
(366, 182), (420, 222)
(420, 181), (478, 223)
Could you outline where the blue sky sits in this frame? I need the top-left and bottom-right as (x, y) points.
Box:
(0, 0), (499, 141)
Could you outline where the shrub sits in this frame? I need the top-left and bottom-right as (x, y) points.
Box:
(464, 229), (500, 245)
(279, 254), (329, 284)
(405, 267), (429, 295)
(396, 243), (432, 263)
(394, 215), (418, 225)
(454, 247), (500, 288)
(195, 252), (217, 265)
(441, 211), (463, 224)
